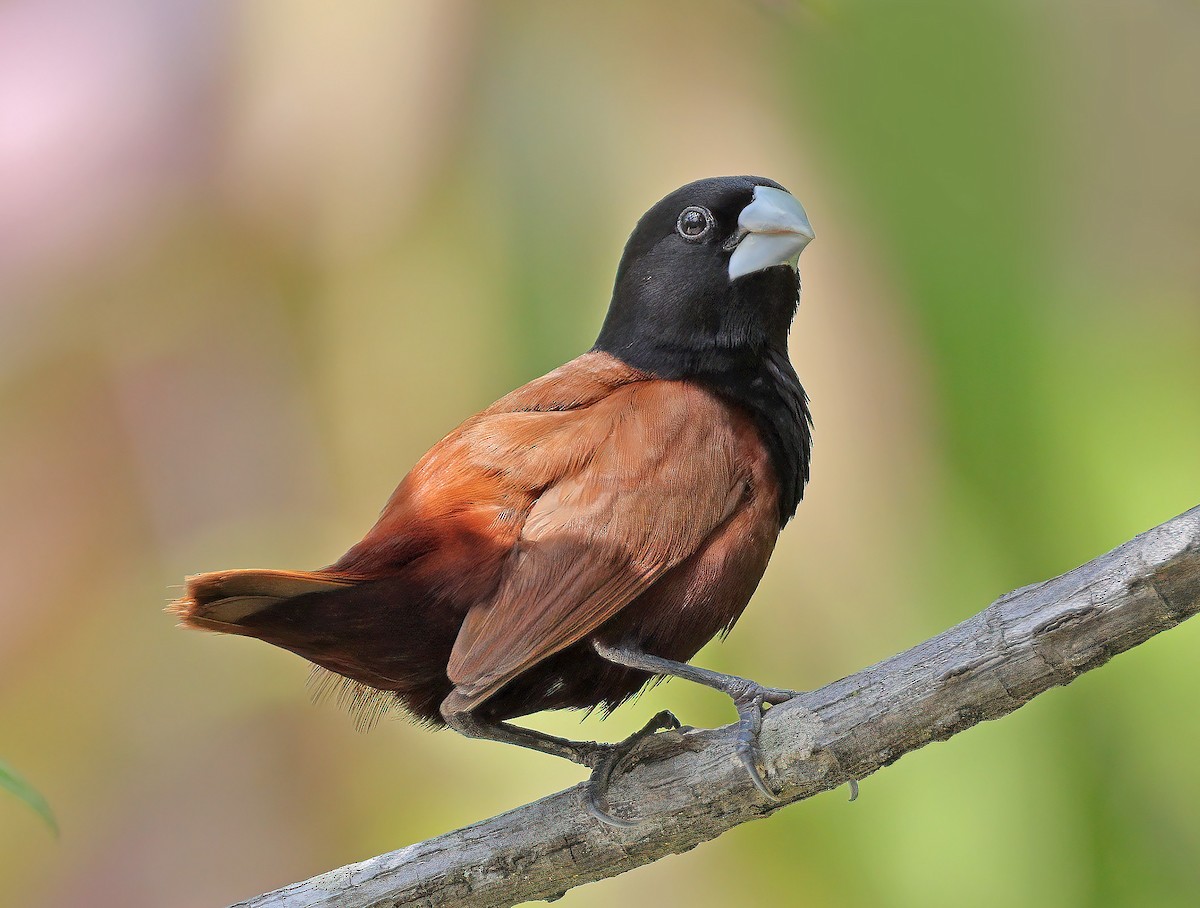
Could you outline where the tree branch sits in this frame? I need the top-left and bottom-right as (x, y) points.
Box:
(235, 505), (1200, 908)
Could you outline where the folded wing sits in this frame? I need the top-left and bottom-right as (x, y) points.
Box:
(443, 379), (750, 713)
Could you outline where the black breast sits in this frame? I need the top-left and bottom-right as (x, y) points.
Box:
(704, 348), (811, 525)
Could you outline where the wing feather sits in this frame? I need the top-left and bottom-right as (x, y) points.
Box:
(444, 381), (747, 711)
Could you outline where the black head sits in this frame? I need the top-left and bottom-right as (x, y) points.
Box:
(594, 175), (816, 524)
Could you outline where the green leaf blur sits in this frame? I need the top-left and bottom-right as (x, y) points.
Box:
(0, 760), (58, 837)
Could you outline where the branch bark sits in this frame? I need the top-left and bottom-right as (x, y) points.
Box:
(235, 505), (1200, 908)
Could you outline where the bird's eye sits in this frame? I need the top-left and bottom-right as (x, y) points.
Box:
(676, 206), (714, 241)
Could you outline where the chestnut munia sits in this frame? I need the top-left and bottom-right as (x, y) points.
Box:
(173, 176), (815, 825)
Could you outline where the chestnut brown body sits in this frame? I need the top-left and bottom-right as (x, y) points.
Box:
(179, 352), (781, 725)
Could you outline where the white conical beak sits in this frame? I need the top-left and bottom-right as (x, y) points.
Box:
(727, 186), (815, 282)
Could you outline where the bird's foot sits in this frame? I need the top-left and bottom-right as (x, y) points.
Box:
(730, 681), (797, 800)
(583, 709), (682, 828)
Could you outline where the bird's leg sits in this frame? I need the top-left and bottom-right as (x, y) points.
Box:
(443, 703), (682, 827)
(443, 709), (604, 766)
(592, 639), (797, 800)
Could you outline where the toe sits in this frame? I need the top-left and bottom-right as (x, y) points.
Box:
(760, 687), (799, 705)
(580, 710), (687, 827)
(734, 700), (780, 799)
(736, 740), (780, 800)
(653, 709), (683, 731)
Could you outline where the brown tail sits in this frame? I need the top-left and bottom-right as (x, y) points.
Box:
(169, 569), (357, 635)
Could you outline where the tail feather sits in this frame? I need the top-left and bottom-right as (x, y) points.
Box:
(169, 569), (356, 633)
(171, 568), (456, 727)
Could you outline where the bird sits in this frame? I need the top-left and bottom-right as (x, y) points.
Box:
(172, 175), (815, 826)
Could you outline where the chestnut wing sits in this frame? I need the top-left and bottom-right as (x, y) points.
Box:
(444, 381), (749, 713)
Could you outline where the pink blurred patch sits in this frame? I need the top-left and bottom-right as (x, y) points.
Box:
(0, 0), (221, 297)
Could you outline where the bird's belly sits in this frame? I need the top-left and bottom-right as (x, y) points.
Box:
(479, 503), (779, 722)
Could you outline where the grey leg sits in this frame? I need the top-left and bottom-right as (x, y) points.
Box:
(443, 709), (604, 766)
(592, 639), (796, 799)
(442, 700), (681, 827)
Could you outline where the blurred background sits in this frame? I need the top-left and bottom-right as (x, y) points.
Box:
(2, 1), (1198, 905)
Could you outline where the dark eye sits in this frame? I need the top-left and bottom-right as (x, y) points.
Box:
(676, 206), (714, 241)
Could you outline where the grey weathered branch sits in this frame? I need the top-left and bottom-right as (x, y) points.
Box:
(235, 505), (1200, 908)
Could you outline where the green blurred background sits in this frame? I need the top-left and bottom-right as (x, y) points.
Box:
(2, 2), (1198, 906)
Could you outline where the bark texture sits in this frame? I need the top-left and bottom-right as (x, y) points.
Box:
(236, 505), (1200, 908)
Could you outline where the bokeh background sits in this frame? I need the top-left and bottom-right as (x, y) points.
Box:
(2, 1), (1198, 906)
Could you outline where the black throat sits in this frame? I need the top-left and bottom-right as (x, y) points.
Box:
(593, 266), (812, 525)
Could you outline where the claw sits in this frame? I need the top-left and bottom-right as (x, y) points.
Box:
(585, 788), (640, 828)
(582, 709), (681, 827)
(733, 689), (782, 799)
(736, 739), (780, 800)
